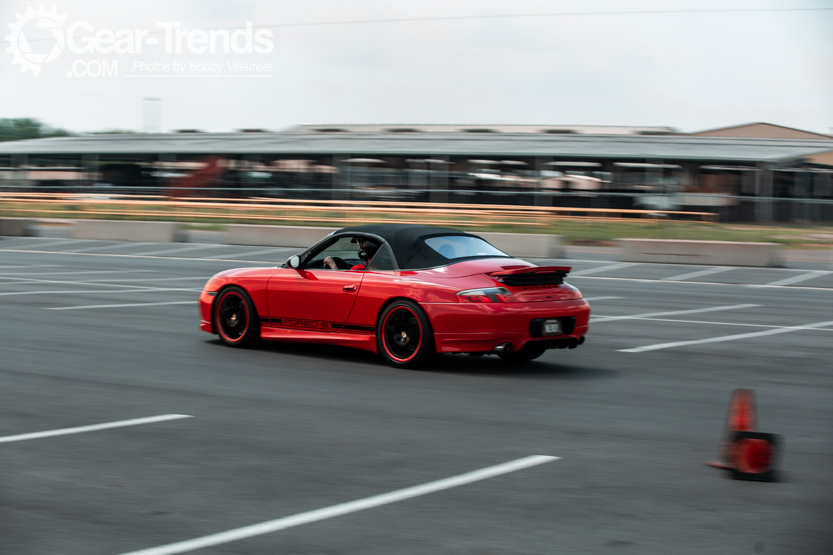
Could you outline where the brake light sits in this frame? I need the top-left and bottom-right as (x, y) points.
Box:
(457, 287), (515, 303)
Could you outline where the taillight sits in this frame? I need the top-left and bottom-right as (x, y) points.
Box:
(457, 287), (515, 303)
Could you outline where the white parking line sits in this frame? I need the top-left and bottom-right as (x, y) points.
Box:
(67, 242), (156, 253)
(0, 270), (153, 278)
(620, 319), (833, 353)
(0, 248), (280, 264)
(610, 316), (833, 331)
(118, 455), (559, 555)
(570, 262), (636, 276)
(582, 296), (623, 301)
(206, 247), (289, 259)
(591, 304), (759, 322)
(67, 276), (207, 283)
(46, 300), (196, 310)
(0, 265), (62, 273)
(766, 271), (832, 287)
(663, 267), (734, 281)
(0, 414), (193, 444)
(133, 244), (222, 257)
(0, 275), (178, 290)
(0, 287), (199, 297)
(4, 238), (98, 250)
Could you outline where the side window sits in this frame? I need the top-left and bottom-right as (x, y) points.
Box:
(304, 236), (363, 269)
(367, 242), (396, 271)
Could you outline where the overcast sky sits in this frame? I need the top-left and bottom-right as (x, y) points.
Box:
(2, 0), (831, 135)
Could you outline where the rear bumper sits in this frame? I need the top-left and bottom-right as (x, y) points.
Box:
(423, 299), (590, 354)
(198, 291), (216, 333)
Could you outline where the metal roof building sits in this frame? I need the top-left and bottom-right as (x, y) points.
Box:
(1, 126), (832, 222)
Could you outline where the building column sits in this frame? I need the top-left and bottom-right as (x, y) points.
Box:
(755, 162), (774, 222)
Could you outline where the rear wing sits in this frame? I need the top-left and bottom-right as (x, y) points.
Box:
(489, 266), (571, 286)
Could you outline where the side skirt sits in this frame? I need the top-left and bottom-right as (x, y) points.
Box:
(260, 327), (378, 354)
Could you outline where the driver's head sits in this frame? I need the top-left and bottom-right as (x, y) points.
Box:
(358, 240), (379, 262)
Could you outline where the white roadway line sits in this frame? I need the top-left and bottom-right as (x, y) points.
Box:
(205, 247), (291, 259)
(65, 242), (157, 253)
(0, 248), (279, 264)
(0, 275), (175, 291)
(591, 304), (759, 323)
(607, 316), (833, 331)
(582, 296), (623, 301)
(118, 455), (559, 555)
(0, 287), (200, 297)
(132, 244), (223, 257)
(46, 300), (197, 310)
(766, 270), (832, 287)
(0, 265), (62, 272)
(60, 276), (207, 284)
(570, 262), (636, 276)
(0, 414), (193, 444)
(620, 319), (833, 353)
(0, 270), (154, 278)
(662, 267), (734, 281)
(4, 238), (99, 251)
(568, 275), (833, 291)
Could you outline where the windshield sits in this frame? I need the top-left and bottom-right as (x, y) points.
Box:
(424, 235), (507, 260)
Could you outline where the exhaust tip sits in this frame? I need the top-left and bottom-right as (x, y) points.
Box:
(493, 342), (512, 353)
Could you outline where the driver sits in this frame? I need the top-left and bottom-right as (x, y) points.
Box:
(324, 239), (379, 270)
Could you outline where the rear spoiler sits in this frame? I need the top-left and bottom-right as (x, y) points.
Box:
(489, 266), (571, 286)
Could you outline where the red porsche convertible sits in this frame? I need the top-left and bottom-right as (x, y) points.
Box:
(199, 224), (590, 368)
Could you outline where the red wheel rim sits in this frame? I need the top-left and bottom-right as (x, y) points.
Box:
(216, 291), (249, 343)
(382, 306), (422, 362)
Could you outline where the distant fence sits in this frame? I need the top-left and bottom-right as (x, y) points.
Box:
(1, 184), (831, 222)
(0, 192), (719, 228)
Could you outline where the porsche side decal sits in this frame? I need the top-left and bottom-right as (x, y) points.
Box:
(262, 317), (374, 334)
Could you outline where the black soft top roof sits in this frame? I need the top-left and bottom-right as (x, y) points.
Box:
(335, 224), (484, 270)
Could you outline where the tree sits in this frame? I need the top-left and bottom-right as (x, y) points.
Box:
(0, 118), (72, 142)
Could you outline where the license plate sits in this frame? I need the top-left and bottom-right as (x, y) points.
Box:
(542, 319), (561, 336)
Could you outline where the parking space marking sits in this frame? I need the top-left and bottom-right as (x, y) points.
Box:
(570, 262), (636, 276)
(133, 244), (223, 257)
(610, 316), (833, 331)
(0, 265), (62, 272)
(620, 319), (833, 353)
(118, 455), (558, 555)
(46, 300), (196, 310)
(591, 304), (759, 323)
(205, 247), (290, 259)
(4, 238), (98, 250)
(662, 267), (734, 281)
(0, 248), (279, 264)
(0, 414), (193, 444)
(66, 242), (157, 253)
(0, 270), (154, 278)
(766, 270), (832, 287)
(582, 296), (622, 301)
(0, 276), (191, 291)
(0, 287), (199, 297)
(72, 276), (207, 284)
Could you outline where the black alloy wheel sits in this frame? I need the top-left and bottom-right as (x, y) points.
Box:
(214, 286), (260, 347)
(377, 300), (436, 369)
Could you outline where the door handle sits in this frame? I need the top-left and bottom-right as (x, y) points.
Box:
(343, 284), (357, 292)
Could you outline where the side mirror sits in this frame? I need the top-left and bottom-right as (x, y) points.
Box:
(287, 255), (300, 269)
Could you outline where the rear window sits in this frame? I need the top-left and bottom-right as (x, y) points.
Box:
(424, 236), (507, 260)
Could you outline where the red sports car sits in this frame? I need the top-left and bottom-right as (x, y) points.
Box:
(199, 224), (590, 368)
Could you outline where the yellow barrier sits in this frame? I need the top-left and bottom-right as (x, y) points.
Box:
(0, 192), (719, 227)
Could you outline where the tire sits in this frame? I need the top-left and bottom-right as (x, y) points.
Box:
(214, 286), (260, 348)
(377, 300), (436, 369)
(498, 341), (548, 363)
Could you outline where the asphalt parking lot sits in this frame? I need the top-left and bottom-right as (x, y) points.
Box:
(1, 235), (831, 554)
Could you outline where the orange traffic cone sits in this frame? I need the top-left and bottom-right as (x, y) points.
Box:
(705, 389), (780, 481)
